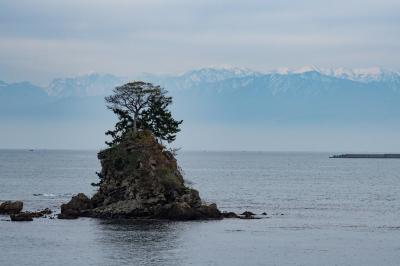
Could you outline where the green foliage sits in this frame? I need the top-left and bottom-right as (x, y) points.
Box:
(160, 173), (185, 191)
(105, 81), (182, 146)
(105, 108), (133, 146)
(141, 89), (183, 143)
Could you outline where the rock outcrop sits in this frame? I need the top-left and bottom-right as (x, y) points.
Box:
(58, 193), (92, 219)
(0, 201), (23, 214)
(60, 131), (222, 220)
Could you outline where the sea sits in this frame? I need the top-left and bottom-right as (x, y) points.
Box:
(1, 150), (400, 266)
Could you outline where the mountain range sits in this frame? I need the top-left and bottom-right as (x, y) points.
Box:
(15, 65), (400, 98)
(1, 66), (400, 120)
(1, 66), (400, 149)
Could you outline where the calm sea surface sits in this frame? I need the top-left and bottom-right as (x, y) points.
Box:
(1, 150), (400, 266)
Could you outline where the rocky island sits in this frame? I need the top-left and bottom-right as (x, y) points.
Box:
(59, 81), (223, 220)
(59, 130), (222, 220)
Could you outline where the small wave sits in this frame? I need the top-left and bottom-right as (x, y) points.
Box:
(33, 193), (56, 197)
(184, 179), (195, 185)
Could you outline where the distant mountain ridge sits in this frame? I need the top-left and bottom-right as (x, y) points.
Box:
(46, 73), (127, 97)
(0, 66), (399, 124)
(266, 66), (400, 83)
(2, 66), (399, 98)
(1, 66), (400, 149)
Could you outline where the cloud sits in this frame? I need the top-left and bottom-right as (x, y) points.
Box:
(0, 0), (399, 83)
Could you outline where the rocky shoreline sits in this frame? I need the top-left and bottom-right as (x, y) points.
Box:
(1, 131), (264, 222)
(0, 198), (265, 221)
(0, 200), (54, 221)
(57, 131), (262, 221)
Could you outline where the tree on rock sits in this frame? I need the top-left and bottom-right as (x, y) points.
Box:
(105, 81), (182, 146)
(141, 89), (183, 143)
(104, 108), (133, 146)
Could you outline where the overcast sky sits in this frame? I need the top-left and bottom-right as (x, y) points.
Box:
(0, 0), (399, 85)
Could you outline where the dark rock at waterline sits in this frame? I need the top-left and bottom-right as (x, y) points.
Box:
(29, 208), (52, 218)
(238, 211), (262, 219)
(261, 212), (267, 215)
(241, 211), (255, 216)
(222, 211), (240, 218)
(58, 193), (92, 219)
(8, 207), (53, 221)
(195, 203), (222, 219)
(10, 212), (33, 221)
(42, 208), (52, 215)
(239, 214), (261, 219)
(158, 202), (222, 221)
(60, 131), (223, 220)
(0, 201), (23, 214)
(221, 211), (263, 219)
(58, 210), (79, 219)
(158, 202), (198, 220)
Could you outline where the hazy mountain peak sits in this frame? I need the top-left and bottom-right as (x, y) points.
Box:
(319, 67), (399, 82)
(46, 73), (126, 97)
(266, 66), (399, 82)
(180, 67), (262, 83)
(13, 65), (398, 98)
(292, 65), (321, 74)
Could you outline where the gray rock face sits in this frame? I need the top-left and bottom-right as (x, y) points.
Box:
(60, 131), (222, 220)
(0, 201), (23, 214)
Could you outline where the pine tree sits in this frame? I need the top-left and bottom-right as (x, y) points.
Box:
(105, 82), (182, 146)
(141, 89), (183, 143)
(105, 108), (133, 146)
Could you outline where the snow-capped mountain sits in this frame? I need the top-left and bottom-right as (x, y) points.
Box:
(268, 65), (400, 83)
(37, 66), (400, 98)
(135, 67), (263, 92)
(2, 66), (399, 150)
(1, 65), (400, 123)
(1, 66), (399, 150)
(141, 66), (400, 92)
(137, 66), (400, 96)
(179, 67), (262, 83)
(46, 73), (127, 97)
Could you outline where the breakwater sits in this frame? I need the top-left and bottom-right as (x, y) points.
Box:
(330, 154), (400, 159)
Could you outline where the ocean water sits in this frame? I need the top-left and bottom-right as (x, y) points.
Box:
(1, 150), (400, 266)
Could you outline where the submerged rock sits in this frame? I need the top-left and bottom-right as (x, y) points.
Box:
(0, 201), (23, 214)
(10, 212), (33, 222)
(60, 131), (222, 220)
(29, 208), (53, 218)
(12, 208), (53, 220)
(239, 211), (262, 219)
(241, 211), (255, 216)
(222, 211), (240, 218)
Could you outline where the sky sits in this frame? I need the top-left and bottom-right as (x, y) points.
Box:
(1, 0), (400, 151)
(0, 0), (399, 85)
